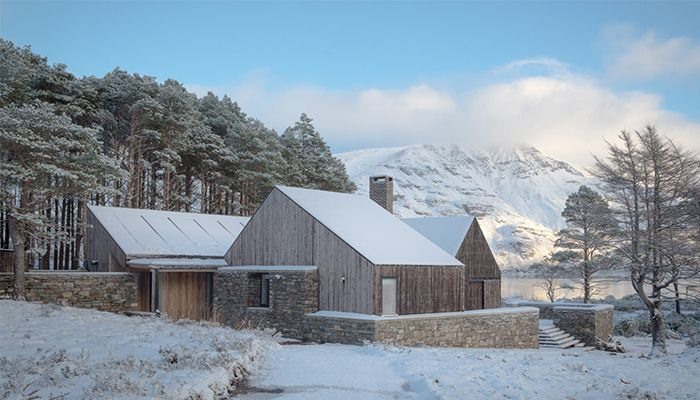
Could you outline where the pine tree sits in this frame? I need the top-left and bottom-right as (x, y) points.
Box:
(553, 185), (617, 303)
(0, 102), (121, 298)
(228, 119), (286, 215)
(282, 113), (356, 192)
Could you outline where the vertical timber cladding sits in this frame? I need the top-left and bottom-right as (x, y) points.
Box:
(465, 281), (484, 310)
(157, 272), (212, 320)
(136, 271), (151, 311)
(374, 265), (463, 314)
(458, 219), (501, 309)
(226, 188), (375, 314)
(86, 208), (127, 272)
(226, 189), (314, 266)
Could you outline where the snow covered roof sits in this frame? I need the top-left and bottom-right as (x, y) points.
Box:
(127, 258), (228, 270)
(402, 216), (475, 256)
(88, 205), (249, 258)
(276, 186), (462, 266)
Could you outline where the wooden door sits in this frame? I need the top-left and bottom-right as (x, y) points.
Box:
(465, 281), (484, 310)
(158, 272), (211, 320)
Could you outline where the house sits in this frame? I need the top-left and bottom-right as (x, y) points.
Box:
(364, 175), (502, 310)
(86, 205), (248, 319)
(402, 216), (501, 309)
(224, 185), (465, 316)
(216, 184), (536, 348)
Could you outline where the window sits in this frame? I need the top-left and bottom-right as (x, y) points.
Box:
(247, 273), (272, 308)
(260, 273), (271, 307)
(381, 278), (397, 315)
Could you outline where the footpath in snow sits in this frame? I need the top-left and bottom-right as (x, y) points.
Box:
(240, 340), (699, 400)
(0, 300), (276, 400)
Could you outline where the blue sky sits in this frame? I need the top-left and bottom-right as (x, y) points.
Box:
(2, 1), (699, 165)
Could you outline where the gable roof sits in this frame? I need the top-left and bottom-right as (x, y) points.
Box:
(88, 205), (249, 258)
(402, 216), (475, 256)
(275, 186), (462, 266)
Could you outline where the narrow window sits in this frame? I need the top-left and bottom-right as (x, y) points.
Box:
(381, 278), (397, 315)
(260, 273), (271, 307)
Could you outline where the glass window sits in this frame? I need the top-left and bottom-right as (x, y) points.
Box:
(381, 278), (397, 315)
(260, 273), (271, 307)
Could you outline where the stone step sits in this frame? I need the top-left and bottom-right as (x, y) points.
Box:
(557, 338), (581, 348)
(546, 332), (571, 341)
(538, 320), (585, 350)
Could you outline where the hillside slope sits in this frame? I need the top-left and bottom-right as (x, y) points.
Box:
(336, 144), (594, 268)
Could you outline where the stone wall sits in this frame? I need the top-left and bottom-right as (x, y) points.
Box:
(304, 313), (376, 344)
(505, 300), (614, 346)
(305, 307), (540, 349)
(213, 266), (319, 338)
(553, 305), (614, 346)
(0, 271), (137, 312)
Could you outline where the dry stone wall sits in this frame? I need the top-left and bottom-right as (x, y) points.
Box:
(505, 300), (614, 346)
(306, 308), (540, 348)
(0, 272), (137, 312)
(553, 305), (614, 346)
(213, 267), (319, 338)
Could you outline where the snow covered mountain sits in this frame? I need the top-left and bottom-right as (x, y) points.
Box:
(336, 144), (595, 269)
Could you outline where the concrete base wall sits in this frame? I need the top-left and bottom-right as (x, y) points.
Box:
(306, 308), (540, 349)
(505, 300), (614, 346)
(0, 272), (137, 312)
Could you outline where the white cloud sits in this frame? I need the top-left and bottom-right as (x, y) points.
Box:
(606, 29), (700, 80)
(186, 60), (700, 169)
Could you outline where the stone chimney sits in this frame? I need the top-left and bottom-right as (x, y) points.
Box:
(369, 175), (394, 213)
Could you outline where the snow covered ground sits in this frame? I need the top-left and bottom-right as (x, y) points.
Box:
(0, 300), (276, 400)
(241, 339), (699, 400)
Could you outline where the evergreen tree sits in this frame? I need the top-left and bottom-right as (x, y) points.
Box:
(0, 102), (121, 298)
(228, 119), (286, 215)
(553, 185), (617, 303)
(282, 113), (356, 192)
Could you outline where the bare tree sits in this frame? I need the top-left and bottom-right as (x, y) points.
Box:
(538, 270), (560, 303)
(593, 126), (700, 355)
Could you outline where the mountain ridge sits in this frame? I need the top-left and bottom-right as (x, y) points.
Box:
(336, 143), (594, 268)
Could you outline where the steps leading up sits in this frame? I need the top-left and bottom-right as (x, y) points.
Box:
(538, 320), (584, 349)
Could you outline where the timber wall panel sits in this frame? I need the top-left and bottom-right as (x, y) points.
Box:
(312, 221), (374, 314)
(483, 279), (501, 309)
(227, 189), (314, 266)
(158, 272), (210, 321)
(458, 220), (500, 281)
(465, 281), (484, 310)
(374, 265), (463, 314)
(87, 210), (127, 272)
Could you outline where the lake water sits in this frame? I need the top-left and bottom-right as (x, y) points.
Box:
(501, 276), (637, 301)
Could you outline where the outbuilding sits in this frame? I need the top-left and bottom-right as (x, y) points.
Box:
(86, 205), (248, 319)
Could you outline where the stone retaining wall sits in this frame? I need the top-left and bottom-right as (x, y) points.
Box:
(0, 271), (137, 312)
(213, 267), (319, 338)
(306, 308), (540, 349)
(505, 300), (614, 346)
(553, 305), (614, 346)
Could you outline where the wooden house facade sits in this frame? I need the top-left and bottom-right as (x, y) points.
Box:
(403, 216), (501, 310)
(86, 205), (248, 320)
(225, 186), (465, 316)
